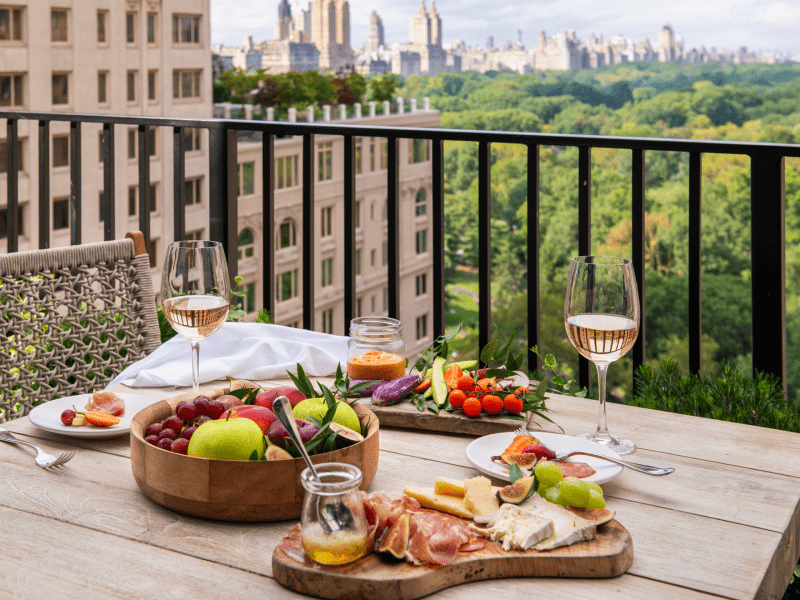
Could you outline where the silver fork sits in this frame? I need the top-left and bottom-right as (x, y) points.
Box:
(0, 427), (76, 469)
(513, 427), (674, 476)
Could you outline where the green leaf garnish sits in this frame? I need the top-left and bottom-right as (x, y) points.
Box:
(509, 462), (524, 483)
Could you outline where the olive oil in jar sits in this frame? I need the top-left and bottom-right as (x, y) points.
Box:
(301, 523), (369, 566)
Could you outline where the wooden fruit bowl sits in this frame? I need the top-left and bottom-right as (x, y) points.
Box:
(130, 389), (380, 522)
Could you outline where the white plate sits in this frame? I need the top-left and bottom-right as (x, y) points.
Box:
(28, 393), (160, 439)
(465, 431), (624, 486)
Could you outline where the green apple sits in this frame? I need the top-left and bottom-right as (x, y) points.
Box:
(187, 418), (265, 460)
(292, 398), (361, 434)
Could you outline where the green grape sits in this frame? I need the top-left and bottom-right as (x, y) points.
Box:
(534, 461), (563, 487)
(585, 481), (603, 496)
(543, 485), (566, 506)
(559, 476), (590, 507)
(586, 488), (606, 509)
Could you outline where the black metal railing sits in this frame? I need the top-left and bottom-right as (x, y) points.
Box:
(2, 110), (796, 392)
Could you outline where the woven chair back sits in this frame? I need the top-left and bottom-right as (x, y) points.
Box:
(0, 238), (160, 421)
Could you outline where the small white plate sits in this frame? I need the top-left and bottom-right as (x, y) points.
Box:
(465, 431), (624, 485)
(28, 393), (160, 439)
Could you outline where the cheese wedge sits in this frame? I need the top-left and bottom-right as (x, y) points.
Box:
(519, 495), (596, 551)
(463, 476), (500, 517)
(403, 486), (474, 519)
(469, 504), (555, 551)
(434, 477), (466, 498)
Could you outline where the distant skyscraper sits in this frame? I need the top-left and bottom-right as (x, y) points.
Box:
(487, 35), (494, 49)
(428, 0), (441, 46)
(410, 0), (431, 45)
(310, 0), (353, 70)
(369, 10), (385, 51)
(276, 0), (292, 40)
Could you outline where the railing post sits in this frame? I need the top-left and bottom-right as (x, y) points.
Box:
(301, 133), (315, 330)
(578, 146), (591, 390)
(688, 151), (703, 375)
(6, 118), (18, 252)
(478, 140), (492, 365)
(387, 137), (400, 320)
(369, 101), (376, 117)
(631, 148), (646, 378)
(209, 126), (238, 280)
(102, 122), (116, 242)
(750, 150), (786, 391)
(343, 135), (356, 329)
(262, 132), (275, 321)
(137, 125), (150, 249)
(527, 144), (540, 372)
(173, 127), (185, 243)
(354, 103), (361, 118)
(37, 120), (50, 250)
(69, 121), (82, 246)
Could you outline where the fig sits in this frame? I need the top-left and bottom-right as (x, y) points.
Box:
(227, 376), (262, 391)
(267, 418), (318, 449)
(566, 506), (616, 527)
(265, 440), (293, 460)
(501, 452), (538, 469)
(497, 476), (535, 504)
(377, 513), (410, 561)
(328, 422), (365, 449)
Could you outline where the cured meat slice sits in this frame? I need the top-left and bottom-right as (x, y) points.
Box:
(361, 492), (420, 550)
(555, 461), (596, 479)
(404, 510), (485, 566)
(85, 390), (125, 416)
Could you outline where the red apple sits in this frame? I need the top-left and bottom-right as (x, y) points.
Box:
(219, 405), (277, 434)
(254, 386), (307, 412)
(267, 418), (319, 449)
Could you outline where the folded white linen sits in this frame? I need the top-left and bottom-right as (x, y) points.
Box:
(108, 322), (350, 388)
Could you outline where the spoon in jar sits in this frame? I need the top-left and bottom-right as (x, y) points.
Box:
(273, 396), (354, 535)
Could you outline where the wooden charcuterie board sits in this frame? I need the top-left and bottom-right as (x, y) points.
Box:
(273, 520), (633, 600)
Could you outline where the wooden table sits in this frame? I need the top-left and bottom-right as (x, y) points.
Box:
(1, 380), (798, 600)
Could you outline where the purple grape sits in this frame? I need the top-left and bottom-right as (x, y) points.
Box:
(196, 415), (212, 425)
(170, 438), (190, 454)
(206, 400), (225, 420)
(145, 423), (163, 437)
(164, 415), (183, 432)
(156, 438), (173, 450)
(145, 435), (159, 446)
(158, 428), (177, 440)
(176, 403), (197, 422)
(194, 396), (211, 417)
(180, 425), (197, 441)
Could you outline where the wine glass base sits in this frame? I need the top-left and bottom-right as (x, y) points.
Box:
(576, 433), (637, 455)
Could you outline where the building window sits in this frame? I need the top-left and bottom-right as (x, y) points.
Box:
(97, 10), (107, 44)
(276, 269), (299, 302)
(321, 257), (333, 287)
(415, 189), (427, 216)
(149, 183), (158, 213)
(355, 137), (362, 175)
(276, 155), (298, 189)
(98, 191), (107, 223)
(369, 138), (375, 171)
(238, 228), (255, 260)
(97, 71), (108, 105)
(371, 295), (376, 313)
(185, 177), (202, 205)
(370, 249), (376, 267)
(0, 137), (24, 173)
(147, 13), (157, 45)
(416, 229), (427, 254)
(321, 206), (332, 237)
(51, 9), (68, 43)
(416, 314), (428, 340)
(356, 297), (362, 318)
(52, 73), (69, 106)
(409, 138), (430, 164)
(383, 287), (388, 311)
(148, 239), (158, 268)
(321, 308), (334, 334)
(238, 161), (255, 197)
(185, 229), (205, 241)
(173, 70), (201, 99)
(370, 202), (375, 221)
(127, 129), (136, 159)
(184, 128), (202, 152)
(356, 249), (361, 276)
(278, 218), (296, 248)
(318, 141), (332, 181)
(128, 186), (136, 216)
(243, 282), (256, 313)
(416, 273), (427, 296)
(53, 198), (69, 230)
(0, 203), (24, 238)
(172, 14), (200, 44)
(382, 240), (387, 266)
(0, 7), (23, 42)
(127, 70), (138, 104)
(380, 139), (388, 169)
(148, 70), (157, 102)
(126, 12), (137, 45)
(0, 73), (23, 108)
(52, 135), (69, 168)
(127, 128), (156, 160)
(355, 199), (362, 229)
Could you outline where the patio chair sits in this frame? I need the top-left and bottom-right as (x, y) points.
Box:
(0, 232), (160, 421)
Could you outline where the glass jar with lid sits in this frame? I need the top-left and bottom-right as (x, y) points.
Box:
(347, 316), (406, 381)
(300, 463), (369, 566)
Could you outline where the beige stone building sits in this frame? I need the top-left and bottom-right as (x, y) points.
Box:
(0, 0), (212, 279)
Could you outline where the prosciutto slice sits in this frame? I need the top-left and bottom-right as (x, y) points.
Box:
(555, 461), (596, 479)
(84, 390), (125, 417)
(361, 492), (420, 551)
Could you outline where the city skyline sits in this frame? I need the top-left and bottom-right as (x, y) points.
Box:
(211, 0), (800, 57)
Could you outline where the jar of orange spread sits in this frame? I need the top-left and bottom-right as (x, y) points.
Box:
(347, 317), (405, 381)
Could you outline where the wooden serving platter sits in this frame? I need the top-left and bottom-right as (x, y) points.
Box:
(273, 520), (632, 600)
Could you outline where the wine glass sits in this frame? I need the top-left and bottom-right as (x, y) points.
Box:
(161, 240), (231, 392)
(564, 256), (640, 455)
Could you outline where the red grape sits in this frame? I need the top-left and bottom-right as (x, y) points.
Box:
(193, 396), (211, 416)
(196, 415), (212, 425)
(180, 426), (197, 441)
(156, 438), (173, 451)
(170, 438), (190, 454)
(206, 400), (225, 420)
(145, 422), (163, 437)
(158, 428), (177, 440)
(60, 409), (76, 426)
(145, 435), (159, 446)
(164, 416), (183, 432)
(176, 403), (197, 422)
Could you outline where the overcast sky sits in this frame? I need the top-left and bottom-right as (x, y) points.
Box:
(211, 0), (800, 56)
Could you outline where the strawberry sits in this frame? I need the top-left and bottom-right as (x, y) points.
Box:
(523, 444), (556, 461)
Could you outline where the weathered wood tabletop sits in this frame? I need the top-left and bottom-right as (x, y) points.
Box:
(1, 379), (798, 600)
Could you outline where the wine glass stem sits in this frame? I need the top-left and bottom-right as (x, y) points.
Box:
(595, 362), (611, 440)
(190, 340), (201, 392)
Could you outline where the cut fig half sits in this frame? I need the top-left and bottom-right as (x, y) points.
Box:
(501, 452), (538, 469)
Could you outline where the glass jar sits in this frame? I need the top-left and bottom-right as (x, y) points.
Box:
(347, 316), (405, 381)
(300, 463), (369, 566)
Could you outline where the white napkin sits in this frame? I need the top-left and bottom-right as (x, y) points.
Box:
(108, 322), (350, 388)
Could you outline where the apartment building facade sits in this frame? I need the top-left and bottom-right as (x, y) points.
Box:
(0, 0), (212, 269)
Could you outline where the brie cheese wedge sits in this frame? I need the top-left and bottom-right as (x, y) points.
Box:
(519, 495), (597, 551)
(469, 504), (555, 551)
